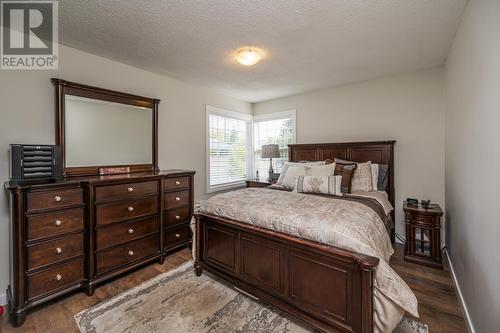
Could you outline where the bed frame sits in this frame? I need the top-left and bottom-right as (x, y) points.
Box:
(194, 141), (396, 333)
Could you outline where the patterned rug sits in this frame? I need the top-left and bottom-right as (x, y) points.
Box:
(75, 261), (428, 333)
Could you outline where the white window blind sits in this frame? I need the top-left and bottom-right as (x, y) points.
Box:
(207, 107), (251, 192)
(253, 111), (296, 180)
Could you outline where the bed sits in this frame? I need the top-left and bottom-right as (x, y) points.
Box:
(193, 141), (417, 333)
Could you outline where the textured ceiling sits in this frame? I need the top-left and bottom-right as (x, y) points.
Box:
(59, 0), (466, 102)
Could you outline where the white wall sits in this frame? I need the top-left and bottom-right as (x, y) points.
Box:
(0, 44), (251, 301)
(254, 68), (446, 240)
(445, 0), (500, 332)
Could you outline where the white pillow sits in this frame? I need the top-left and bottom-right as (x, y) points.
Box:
(281, 165), (306, 189)
(306, 163), (336, 177)
(371, 163), (379, 191)
(277, 161), (325, 185)
(351, 161), (373, 192)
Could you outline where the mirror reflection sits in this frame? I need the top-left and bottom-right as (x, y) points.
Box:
(64, 95), (153, 167)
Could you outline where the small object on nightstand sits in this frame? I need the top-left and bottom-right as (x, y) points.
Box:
(406, 198), (418, 206)
(421, 199), (431, 209)
(404, 202), (443, 269)
(246, 179), (272, 188)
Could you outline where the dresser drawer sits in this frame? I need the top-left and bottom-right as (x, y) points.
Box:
(96, 196), (158, 226)
(164, 190), (190, 209)
(27, 188), (83, 212)
(28, 258), (83, 300)
(95, 181), (158, 202)
(96, 216), (159, 250)
(27, 207), (84, 241)
(412, 215), (435, 226)
(164, 176), (190, 191)
(28, 234), (84, 271)
(164, 224), (191, 249)
(96, 234), (159, 275)
(164, 206), (190, 227)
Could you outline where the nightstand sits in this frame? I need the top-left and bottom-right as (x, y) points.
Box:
(404, 202), (443, 269)
(245, 179), (273, 188)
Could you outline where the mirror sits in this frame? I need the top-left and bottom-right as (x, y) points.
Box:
(53, 79), (159, 177)
(64, 95), (153, 167)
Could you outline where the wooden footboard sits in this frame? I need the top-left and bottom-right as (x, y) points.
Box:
(194, 213), (379, 333)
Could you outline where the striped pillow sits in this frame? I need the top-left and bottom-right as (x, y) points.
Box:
(294, 175), (343, 196)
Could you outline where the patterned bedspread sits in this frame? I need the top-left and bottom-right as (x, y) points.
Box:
(196, 188), (418, 333)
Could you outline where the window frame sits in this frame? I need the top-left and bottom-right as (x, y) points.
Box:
(253, 109), (297, 175)
(206, 105), (253, 193)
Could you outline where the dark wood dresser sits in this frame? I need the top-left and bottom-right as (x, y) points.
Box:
(5, 170), (194, 326)
(403, 203), (443, 269)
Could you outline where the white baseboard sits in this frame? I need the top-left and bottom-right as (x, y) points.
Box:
(445, 249), (476, 333)
(0, 292), (6, 306)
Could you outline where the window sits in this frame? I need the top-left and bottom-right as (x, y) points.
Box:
(206, 106), (252, 193)
(253, 111), (296, 180)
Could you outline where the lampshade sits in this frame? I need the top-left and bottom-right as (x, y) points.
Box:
(261, 144), (280, 158)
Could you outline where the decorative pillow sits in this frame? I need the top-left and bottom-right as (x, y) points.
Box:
(334, 163), (357, 193)
(277, 161), (325, 185)
(371, 163), (379, 191)
(351, 161), (373, 191)
(377, 164), (389, 191)
(335, 158), (388, 192)
(305, 163), (336, 177)
(281, 165), (306, 189)
(295, 175), (343, 196)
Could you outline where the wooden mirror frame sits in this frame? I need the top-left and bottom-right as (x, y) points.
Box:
(52, 78), (160, 177)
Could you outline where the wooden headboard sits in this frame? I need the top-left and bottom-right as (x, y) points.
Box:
(288, 140), (396, 224)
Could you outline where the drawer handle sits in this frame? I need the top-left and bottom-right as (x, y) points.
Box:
(54, 219), (62, 226)
(54, 196), (62, 202)
(175, 233), (181, 238)
(55, 274), (62, 281)
(55, 247), (62, 254)
(128, 206), (134, 212)
(175, 215), (181, 220)
(127, 187), (134, 192)
(128, 250), (134, 256)
(128, 228), (134, 234)
(175, 181), (181, 185)
(175, 197), (181, 201)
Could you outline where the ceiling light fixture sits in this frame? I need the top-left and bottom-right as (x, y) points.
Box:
(235, 48), (263, 66)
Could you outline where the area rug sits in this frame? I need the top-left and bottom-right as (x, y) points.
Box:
(75, 261), (428, 333)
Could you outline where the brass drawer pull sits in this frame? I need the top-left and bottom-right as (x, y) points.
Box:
(54, 196), (62, 202)
(175, 181), (181, 185)
(127, 206), (134, 212)
(128, 228), (134, 234)
(175, 197), (180, 201)
(54, 219), (62, 226)
(127, 187), (134, 192)
(55, 274), (62, 281)
(55, 247), (62, 254)
(175, 233), (181, 238)
(175, 215), (181, 220)
(128, 250), (134, 256)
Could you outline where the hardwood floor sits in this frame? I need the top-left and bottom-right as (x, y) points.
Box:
(0, 244), (467, 333)
(390, 245), (468, 333)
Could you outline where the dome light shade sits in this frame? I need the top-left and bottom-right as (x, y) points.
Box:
(235, 48), (263, 66)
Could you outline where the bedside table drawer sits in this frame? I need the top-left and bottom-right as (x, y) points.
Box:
(413, 215), (435, 225)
